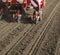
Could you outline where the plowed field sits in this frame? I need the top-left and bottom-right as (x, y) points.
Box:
(0, 0), (60, 55)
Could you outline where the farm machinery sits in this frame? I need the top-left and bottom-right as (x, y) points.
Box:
(0, 0), (45, 24)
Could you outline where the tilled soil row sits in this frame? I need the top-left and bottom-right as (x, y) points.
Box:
(35, 1), (60, 55)
(0, 20), (27, 38)
(0, 23), (32, 54)
(0, 23), (17, 37)
(5, 0), (60, 55)
(0, 20), (9, 31)
(7, 19), (44, 55)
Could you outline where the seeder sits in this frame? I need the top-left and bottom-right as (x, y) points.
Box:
(0, 0), (46, 24)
